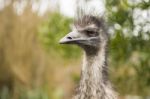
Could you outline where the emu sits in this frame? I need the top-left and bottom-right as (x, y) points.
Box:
(59, 2), (117, 99)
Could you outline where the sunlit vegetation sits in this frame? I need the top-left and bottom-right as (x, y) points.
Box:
(0, 0), (149, 99)
(106, 0), (150, 96)
(38, 12), (81, 58)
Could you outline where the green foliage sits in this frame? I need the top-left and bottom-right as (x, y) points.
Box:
(106, 0), (150, 95)
(0, 87), (50, 99)
(38, 12), (81, 58)
(19, 90), (49, 99)
(0, 87), (10, 99)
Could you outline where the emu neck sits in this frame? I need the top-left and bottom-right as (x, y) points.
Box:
(83, 45), (108, 87)
(74, 43), (117, 99)
(83, 45), (108, 84)
(82, 44), (108, 84)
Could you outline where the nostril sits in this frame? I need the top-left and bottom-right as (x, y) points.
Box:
(67, 37), (72, 39)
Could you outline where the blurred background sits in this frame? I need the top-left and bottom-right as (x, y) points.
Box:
(0, 0), (150, 99)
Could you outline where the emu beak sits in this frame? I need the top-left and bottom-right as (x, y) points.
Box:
(59, 31), (84, 44)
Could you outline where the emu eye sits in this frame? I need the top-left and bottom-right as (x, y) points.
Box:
(85, 30), (98, 37)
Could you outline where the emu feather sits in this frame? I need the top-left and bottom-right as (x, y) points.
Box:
(60, 0), (118, 99)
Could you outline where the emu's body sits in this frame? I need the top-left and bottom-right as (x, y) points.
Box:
(73, 40), (117, 99)
(59, 2), (117, 98)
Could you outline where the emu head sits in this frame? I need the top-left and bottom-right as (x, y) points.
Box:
(59, 15), (108, 54)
